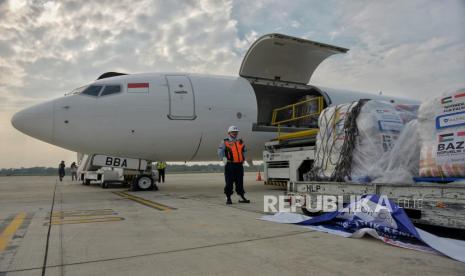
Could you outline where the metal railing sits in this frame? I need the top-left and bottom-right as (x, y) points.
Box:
(271, 96), (324, 141)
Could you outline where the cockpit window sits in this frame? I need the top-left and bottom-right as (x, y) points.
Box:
(81, 85), (103, 97)
(100, 85), (121, 96)
(68, 85), (88, 96)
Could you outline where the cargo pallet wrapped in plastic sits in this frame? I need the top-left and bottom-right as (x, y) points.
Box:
(309, 101), (359, 181)
(369, 119), (420, 184)
(310, 99), (418, 183)
(418, 88), (465, 178)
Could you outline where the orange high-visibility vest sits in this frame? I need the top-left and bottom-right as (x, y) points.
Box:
(224, 139), (245, 163)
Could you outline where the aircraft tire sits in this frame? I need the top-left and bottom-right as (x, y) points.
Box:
(135, 175), (153, 191)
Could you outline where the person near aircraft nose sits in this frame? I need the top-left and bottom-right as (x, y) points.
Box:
(156, 161), (167, 183)
(218, 126), (250, 205)
(70, 162), (78, 181)
(58, 161), (66, 182)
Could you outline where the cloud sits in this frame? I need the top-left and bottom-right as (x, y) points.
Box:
(311, 0), (465, 97)
(0, 0), (258, 106)
(0, 0), (464, 167)
(0, 0), (255, 167)
(229, 0), (465, 97)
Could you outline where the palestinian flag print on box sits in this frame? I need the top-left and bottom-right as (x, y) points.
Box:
(419, 88), (465, 177)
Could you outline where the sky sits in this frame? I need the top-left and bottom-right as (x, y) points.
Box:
(0, 0), (464, 168)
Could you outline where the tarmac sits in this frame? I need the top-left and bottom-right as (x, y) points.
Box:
(0, 173), (464, 276)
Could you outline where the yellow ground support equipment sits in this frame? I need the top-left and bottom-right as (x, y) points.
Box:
(271, 96), (323, 141)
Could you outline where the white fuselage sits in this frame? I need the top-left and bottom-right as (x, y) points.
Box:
(11, 72), (418, 162)
(12, 34), (421, 162)
(12, 73), (272, 161)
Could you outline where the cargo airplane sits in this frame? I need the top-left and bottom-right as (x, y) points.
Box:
(11, 33), (416, 189)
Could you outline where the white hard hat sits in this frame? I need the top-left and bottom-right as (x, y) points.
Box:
(228, 126), (239, 133)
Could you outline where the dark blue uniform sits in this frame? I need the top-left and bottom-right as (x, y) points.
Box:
(218, 136), (249, 203)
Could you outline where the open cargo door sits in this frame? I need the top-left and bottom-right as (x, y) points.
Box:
(239, 33), (348, 85)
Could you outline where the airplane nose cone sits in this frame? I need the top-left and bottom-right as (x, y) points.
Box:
(11, 101), (54, 143)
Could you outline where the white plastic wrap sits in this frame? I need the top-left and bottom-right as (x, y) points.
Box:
(351, 101), (409, 182)
(370, 120), (420, 184)
(312, 102), (358, 179)
(312, 100), (418, 182)
(395, 104), (419, 124)
(418, 88), (465, 177)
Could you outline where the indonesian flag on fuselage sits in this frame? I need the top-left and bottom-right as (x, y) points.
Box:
(128, 83), (149, 93)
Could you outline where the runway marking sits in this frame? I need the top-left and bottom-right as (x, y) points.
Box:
(52, 209), (116, 218)
(0, 215), (16, 236)
(0, 213), (34, 272)
(47, 209), (124, 225)
(51, 217), (124, 225)
(113, 191), (176, 211)
(0, 212), (26, 252)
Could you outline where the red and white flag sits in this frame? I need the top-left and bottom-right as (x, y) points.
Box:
(127, 83), (149, 93)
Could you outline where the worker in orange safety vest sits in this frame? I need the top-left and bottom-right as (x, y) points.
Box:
(218, 126), (250, 205)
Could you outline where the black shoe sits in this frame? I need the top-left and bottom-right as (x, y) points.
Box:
(226, 198), (232, 205)
(238, 198), (250, 203)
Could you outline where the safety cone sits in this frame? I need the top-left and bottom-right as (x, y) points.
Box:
(256, 171), (262, 181)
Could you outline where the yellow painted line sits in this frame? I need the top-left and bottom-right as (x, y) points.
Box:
(52, 212), (115, 218)
(113, 191), (176, 211)
(53, 209), (114, 215)
(113, 191), (171, 211)
(0, 212), (26, 251)
(51, 216), (119, 222)
(51, 217), (124, 225)
(54, 208), (114, 213)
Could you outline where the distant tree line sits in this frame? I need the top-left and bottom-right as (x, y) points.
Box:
(0, 164), (263, 176)
(0, 167), (65, 176)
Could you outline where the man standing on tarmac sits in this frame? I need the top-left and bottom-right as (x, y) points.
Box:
(156, 161), (167, 183)
(218, 126), (250, 205)
(58, 161), (66, 182)
(70, 162), (78, 181)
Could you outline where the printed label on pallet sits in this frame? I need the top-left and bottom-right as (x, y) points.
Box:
(436, 131), (465, 165)
(436, 110), (465, 129)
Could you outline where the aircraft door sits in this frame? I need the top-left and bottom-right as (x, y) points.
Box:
(166, 75), (196, 120)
